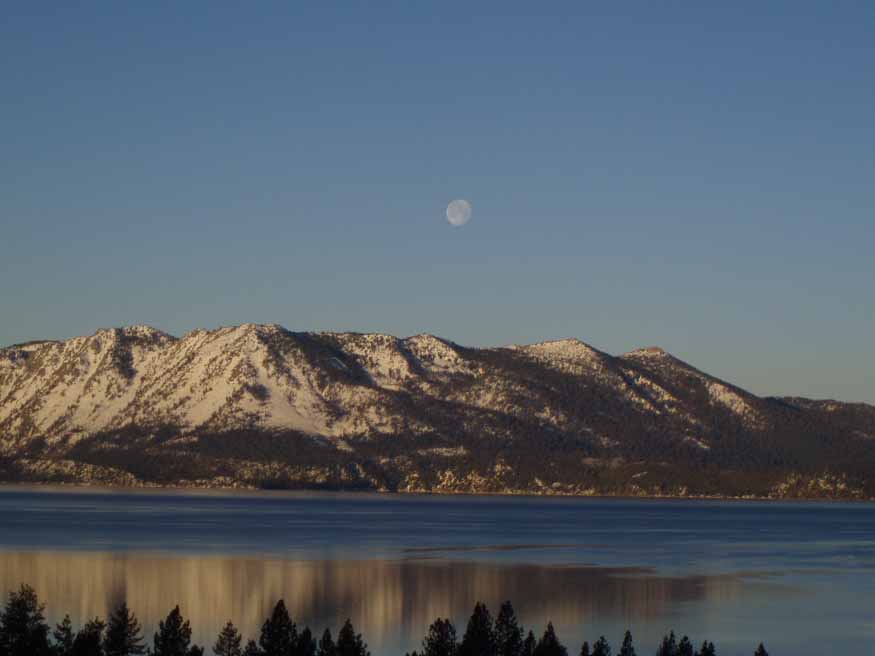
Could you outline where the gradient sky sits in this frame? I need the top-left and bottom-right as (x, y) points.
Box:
(2, 2), (873, 403)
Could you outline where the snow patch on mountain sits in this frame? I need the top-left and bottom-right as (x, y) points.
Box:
(403, 334), (467, 375)
(331, 333), (417, 389)
(706, 381), (764, 428)
(512, 339), (607, 375)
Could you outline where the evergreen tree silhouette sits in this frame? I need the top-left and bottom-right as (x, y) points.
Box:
(494, 602), (522, 656)
(532, 623), (567, 656)
(0, 584), (51, 656)
(296, 628), (316, 656)
(259, 600), (297, 656)
(242, 640), (261, 656)
(103, 602), (145, 656)
(655, 632), (677, 656)
(459, 603), (496, 656)
(213, 622), (243, 656)
(677, 636), (693, 656)
(317, 630), (336, 656)
(521, 631), (536, 656)
(591, 636), (610, 656)
(71, 617), (105, 656)
(53, 616), (75, 656)
(152, 606), (198, 656)
(579, 642), (590, 656)
(694, 642), (715, 656)
(617, 631), (635, 656)
(336, 619), (368, 656)
(753, 645), (767, 656)
(421, 618), (457, 656)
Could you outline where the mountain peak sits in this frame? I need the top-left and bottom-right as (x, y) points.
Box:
(515, 338), (604, 358)
(224, 322), (285, 335)
(82, 325), (176, 342)
(623, 346), (669, 358)
(1, 322), (873, 498)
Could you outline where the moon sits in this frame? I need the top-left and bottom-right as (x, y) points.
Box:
(446, 199), (472, 227)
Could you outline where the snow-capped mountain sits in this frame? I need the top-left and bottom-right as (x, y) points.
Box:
(1, 324), (873, 498)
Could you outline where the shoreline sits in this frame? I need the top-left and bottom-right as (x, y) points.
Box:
(2, 480), (873, 504)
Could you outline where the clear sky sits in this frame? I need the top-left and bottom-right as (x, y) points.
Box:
(2, 2), (873, 403)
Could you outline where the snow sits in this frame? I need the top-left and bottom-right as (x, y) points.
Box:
(333, 333), (416, 388)
(403, 334), (467, 374)
(0, 324), (784, 451)
(622, 345), (765, 430)
(706, 381), (764, 428)
(511, 338), (606, 375)
(623, 346), (668, 359)
(683, 436), (711, 450)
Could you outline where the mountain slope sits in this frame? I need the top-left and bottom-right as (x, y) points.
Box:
(1, 324), (873, 498)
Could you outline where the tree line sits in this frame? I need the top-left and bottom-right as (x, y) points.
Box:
(0, 585), (771, 656)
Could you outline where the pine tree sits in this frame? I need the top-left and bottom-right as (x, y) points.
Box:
(494, 602), (522, 656)
(71, 617), (105, 656)
(53, 616), (75, 656)
(317, 630), (336, 656)
(421, 618), (457, 656)
(459, 603), (496, 656)
(0, 584), (52, 656)
(579, 642), (590, 656)
(336, 620), (368, 656)
(103, 603), (145, 656)
(591, 637), (610, 656)
(259, 601), (297, 656)
(152, 606), (193, 656)
(655, 632), (677, 656)
(694, 642), (715, 656)
(213, 622), (243, 656)
(677, 636), (693, 656)
(532, 623), (567, 656)
(522, 631), (536, 656)
(753, 645), (767, 656)
(618, 631), (635, 656)
(242, 640), (261, 656)
(296, 628), (316, 656)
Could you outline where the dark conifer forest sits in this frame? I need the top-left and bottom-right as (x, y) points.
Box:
(0, 585), (774, 656)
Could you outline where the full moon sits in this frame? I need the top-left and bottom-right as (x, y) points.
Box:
(446, 199), (472, 227)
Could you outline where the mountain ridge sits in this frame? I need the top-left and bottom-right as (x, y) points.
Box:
(1, 324), (873, 498)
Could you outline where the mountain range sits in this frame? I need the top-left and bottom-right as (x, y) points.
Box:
(1, 324), (873, 498)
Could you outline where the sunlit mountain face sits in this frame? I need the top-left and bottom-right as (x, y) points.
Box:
(2, 324), (874, 498)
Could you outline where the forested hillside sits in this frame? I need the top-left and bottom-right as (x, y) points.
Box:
(1, 324), (873, 498)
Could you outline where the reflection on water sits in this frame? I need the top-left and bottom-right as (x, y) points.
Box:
(2, 490), (875, 654)
(0, 551), (788, 653)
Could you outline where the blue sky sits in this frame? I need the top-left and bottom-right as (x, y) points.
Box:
(2, 2), (873, 403)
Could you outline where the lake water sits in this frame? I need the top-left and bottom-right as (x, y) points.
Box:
(1, 488), (873, 655)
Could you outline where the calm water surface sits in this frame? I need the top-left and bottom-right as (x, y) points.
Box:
(1, 487), (873, 655)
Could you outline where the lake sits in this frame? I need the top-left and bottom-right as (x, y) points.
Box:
(1, 488), (873, 655)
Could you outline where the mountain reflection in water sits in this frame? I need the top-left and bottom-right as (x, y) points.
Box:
(0, 550), (788, 653)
